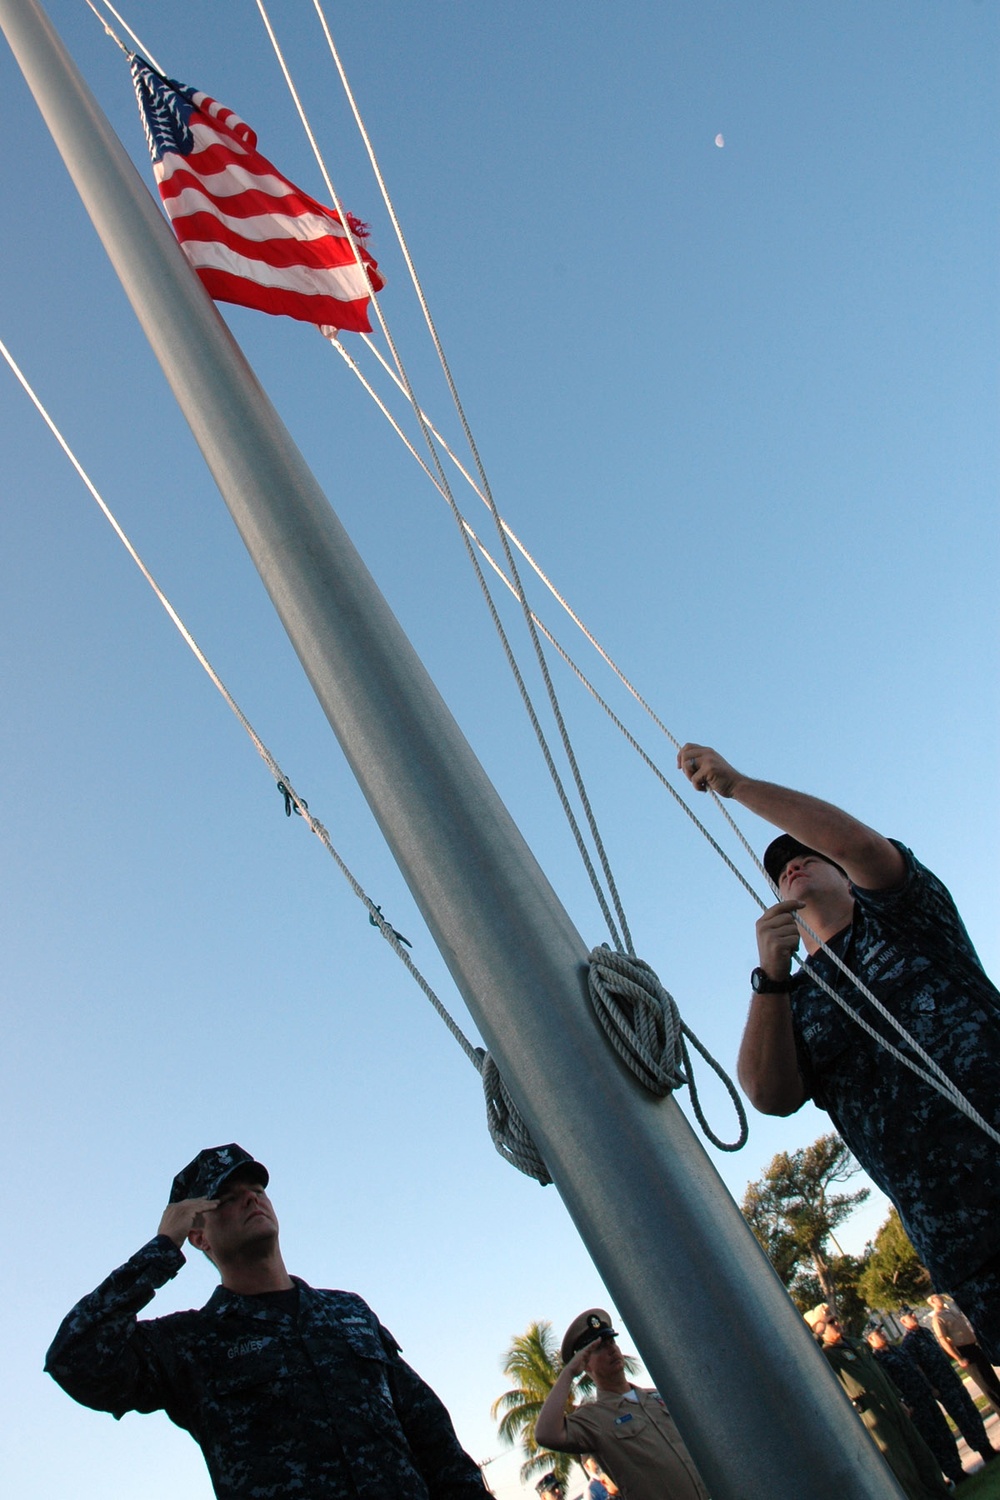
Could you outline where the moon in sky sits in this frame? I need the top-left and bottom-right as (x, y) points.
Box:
(715, 133), (725, 147)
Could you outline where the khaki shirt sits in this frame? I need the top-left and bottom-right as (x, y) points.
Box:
(562, 1386), (709, 1500)
(931, 1304), (976, 1346)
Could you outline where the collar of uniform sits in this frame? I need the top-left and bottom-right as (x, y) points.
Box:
(593, 1383), (644, 1405)
(204, 1273), (310, 1316)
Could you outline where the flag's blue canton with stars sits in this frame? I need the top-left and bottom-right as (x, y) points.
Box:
(132, 60), (197, 162)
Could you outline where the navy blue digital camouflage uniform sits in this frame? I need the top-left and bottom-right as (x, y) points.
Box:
(45, 1236), (488, 1499)
(870, 1341), (965, 1484)
(788, 843), (1000, 1357)
(899, 1324), (994, 1463)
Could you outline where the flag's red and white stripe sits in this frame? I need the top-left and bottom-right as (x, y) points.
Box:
(132, 60), (383, 334)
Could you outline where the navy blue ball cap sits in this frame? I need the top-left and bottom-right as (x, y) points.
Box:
(169, 1144), (268, 1204)
(535, 1475), (564, 1495)
(763, 835), (846, 887)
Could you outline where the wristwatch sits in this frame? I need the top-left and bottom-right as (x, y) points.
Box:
(750, 966), (795, 994)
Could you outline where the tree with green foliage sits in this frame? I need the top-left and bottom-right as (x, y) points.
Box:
(741, 1133), (870, 1313)
(491, 1320), (637, 1486)
(491, 1321), (577, 1486)
(791, 1253), (870, 1335)
(856, 1208), (932, 1311)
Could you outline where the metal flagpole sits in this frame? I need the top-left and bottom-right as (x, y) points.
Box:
(0, 4), (903, 1495)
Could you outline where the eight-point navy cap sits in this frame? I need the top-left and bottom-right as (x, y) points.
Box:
(169, 1143), (268, 1204)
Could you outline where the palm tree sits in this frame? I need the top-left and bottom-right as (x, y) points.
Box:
(491, 1320), (576, 1486)
(491, 1320), (638, 1487)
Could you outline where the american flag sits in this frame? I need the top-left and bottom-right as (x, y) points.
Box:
(131, 56), (384, 334)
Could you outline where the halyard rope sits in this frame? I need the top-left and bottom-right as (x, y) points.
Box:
(252, 2), (998, 1150)
(0, 334), (547, 1181)
(325, 330), (769, 913)
(259, 0), (634, 958)
(85, 0), (159, 69)
(319, 335), (996, 1143)
(255, 1), (754, 1146)
(81, 2), (998, 1152)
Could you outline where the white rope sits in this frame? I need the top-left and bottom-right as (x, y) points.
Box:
(326, 331), (766, 913)
(791, 916), (1000, 1147)
(273, 18), (1000, 1151)
(259, 0), (636, 957)
(588, 948), (748, 1151)
(87, 0), (161, 71)
(79, 6), (994, 1153)
(329, 333), (773, 913)
(0, 334), (549, 1182)
(353, 327), (732, 788)
(479, 1053), (552, 1184)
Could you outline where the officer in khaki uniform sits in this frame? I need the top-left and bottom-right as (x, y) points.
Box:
(534, 1310), (709, 1500)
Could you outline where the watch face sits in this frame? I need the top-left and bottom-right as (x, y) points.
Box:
(752, 968), (788, 993)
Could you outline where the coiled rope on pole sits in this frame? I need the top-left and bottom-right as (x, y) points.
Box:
(478, 1052), (552, 1186)
(588, 948), (748, 1152)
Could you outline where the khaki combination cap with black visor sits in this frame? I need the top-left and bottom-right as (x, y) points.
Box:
(560, 1308), (619, 1365)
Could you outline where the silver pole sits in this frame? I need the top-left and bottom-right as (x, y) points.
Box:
(0, 4), (903, 1495)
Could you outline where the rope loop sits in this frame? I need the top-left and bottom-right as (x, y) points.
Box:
(587, 947), (748, 1152)
(477, 1049), (552, 1186)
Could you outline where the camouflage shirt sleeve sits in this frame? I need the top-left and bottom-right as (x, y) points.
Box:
(44, 1236), (186, 1419)
(378, 1325), (489, 1497)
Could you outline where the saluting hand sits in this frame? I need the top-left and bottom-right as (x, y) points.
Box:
(563, 1339), (601, 1379)
(677, 743), (742, 798)
(755, 900), (804, 979)
(158, 1197), (219, 1249)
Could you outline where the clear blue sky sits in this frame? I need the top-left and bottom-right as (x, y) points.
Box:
(1, 3), (997, 1497)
